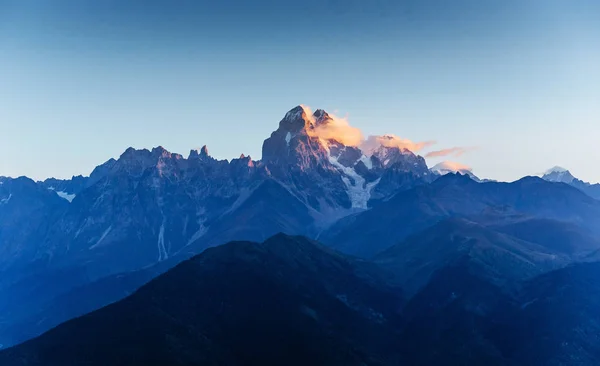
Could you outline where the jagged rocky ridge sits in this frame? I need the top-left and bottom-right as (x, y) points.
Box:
(0, 106), (433, 346)
(0, 106), (433, 280)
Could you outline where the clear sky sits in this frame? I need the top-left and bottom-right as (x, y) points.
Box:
(1, 0), (599, 182)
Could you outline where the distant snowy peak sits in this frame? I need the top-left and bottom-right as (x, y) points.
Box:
(545, 166), (568, 174)
(371, 145), (414, 167)
(540, 167), (600, 199)
(431, 161), (480, 182)
(542, 166), (576, 184)
(431, 161), (472, 174)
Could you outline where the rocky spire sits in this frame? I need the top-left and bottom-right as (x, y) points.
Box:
(189, 145), (210, 160)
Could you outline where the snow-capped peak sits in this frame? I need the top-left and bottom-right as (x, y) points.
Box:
(545, 166), (568, 174)
(542, 166), (575, 184)
(430, 161), (481, 182)
(371, 145), (414, 166)
(431, 161), (472, 175)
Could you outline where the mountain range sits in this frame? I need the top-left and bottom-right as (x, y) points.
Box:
(1, 105), (600, 364)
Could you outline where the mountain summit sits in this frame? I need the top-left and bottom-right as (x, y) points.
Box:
(542, 166), (600, 200)
(430, 161), (481, 182)
(261, 106), (432, 211)
(542, 166), (576, 184)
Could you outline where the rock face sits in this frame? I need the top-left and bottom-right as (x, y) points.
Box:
(261, 106), (355, 212)
(0, 177), (68, 272)
(262, 106), (431, 212)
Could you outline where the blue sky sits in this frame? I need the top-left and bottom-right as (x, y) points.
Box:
(1, 0), (599, 182)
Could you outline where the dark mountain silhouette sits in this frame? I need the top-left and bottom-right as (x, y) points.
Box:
(0, 235), (406, 366)
(3, 234), (600, 365)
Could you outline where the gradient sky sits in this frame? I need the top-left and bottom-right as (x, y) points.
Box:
(1, 0), (599, 182)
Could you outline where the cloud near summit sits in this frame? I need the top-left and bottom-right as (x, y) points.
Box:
(360, 135), (436, 155)
(302, 105), (436, 155)
(303, 108), (364, 147)
(433, 161), (473, 172)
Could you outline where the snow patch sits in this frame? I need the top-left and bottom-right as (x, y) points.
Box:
(56, 191), (76, 202)
(0, 194), (12, 205)
(157, 218), (168, 261)
(358, 155), (373, 170)
(328, 152), (379, 209)
(90, 225), (113, 249)
(182, 215), (189, 236)
(48, 187), (76, 202)
(285, 132), (292, 146)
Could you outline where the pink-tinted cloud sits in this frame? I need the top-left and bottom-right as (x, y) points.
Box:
(301, 105), (364, 146)
(299, 105), (445, 155)
(425, 146), (474, 158)
(431, 161), (473, 172)
(360, 134), (436, 155)
(308, 115), (364, 147)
